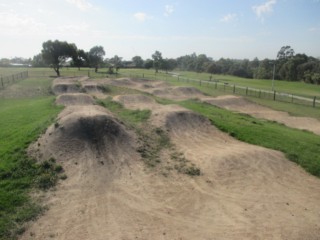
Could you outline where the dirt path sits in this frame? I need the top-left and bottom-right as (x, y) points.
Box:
(21, 78), (320, 240)
(203, 95), (320, 135)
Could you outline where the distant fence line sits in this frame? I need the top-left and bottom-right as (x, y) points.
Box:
(0, 71), (28, 89)
(123, 72), (320, 108)
(10, 69), (319, 108)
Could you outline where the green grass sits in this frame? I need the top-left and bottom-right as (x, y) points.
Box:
(97, 97), (151, 127)
(180, 99), (320, 177)
(0, 77), (54, 99)
(0, 97), (62, 239)
(4, 67), (319, 98)
(248, 97), (320, 120)
(99, 84), (142, 96)
(119, 68), (320, 98)
(0, 68), (27, 76)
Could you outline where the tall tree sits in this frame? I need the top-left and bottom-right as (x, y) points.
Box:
(88, 46), (105, 72)
(109, 55), (122, 73)
(41, 40), (77, 76)
(132, 56), (144, 68)
(152, 50), (163, 73)
(277, 46), (295, 60)
(72, 49), (88, 70)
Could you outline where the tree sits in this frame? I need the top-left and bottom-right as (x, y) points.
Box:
(32, 53), (48, 67)
(132, 56), (144, 68)
(144, 59), (153, 69)
(109, 55), (122, 73)
(152, 50), (163, 73)
(160, 58), (177, 73)
(277, 46), (295, 60)
(41, 40), (77, 76)
(88, 46), (105, 72)
(72, 49), (88, 70)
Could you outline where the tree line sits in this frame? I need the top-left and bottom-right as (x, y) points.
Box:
(1, 40), (319, 84)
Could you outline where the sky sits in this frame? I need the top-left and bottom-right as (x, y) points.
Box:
(0, 0), (320, 60)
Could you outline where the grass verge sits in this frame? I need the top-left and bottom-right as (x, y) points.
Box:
(180, 99), (320, 177)
(0, 97), (63, 239)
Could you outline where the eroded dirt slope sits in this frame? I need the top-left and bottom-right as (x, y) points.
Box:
(21, 77), (320, 240)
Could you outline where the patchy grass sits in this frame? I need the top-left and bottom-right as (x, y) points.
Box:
(180, 99), (320, 177)
(97, 97), (200, 175)
(0, 97), (63, 239)
(99, 84), (142, 96)
(247, 97), (320, 120)
(97, 97), (151, 127)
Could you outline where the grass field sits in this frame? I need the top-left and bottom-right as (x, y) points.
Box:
(1, 67), (320, 238)
(0, 93), (62, 238)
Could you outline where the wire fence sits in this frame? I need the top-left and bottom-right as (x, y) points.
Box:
(122, 72), (320, 108)
(0, 71), (28, 89)
(3, 69), (319, 108)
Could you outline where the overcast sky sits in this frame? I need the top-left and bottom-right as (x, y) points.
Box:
(0, 0), (319, 60)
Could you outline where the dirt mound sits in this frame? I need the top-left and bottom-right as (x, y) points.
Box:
(204, 95), (247, 108)
(165, 111), (210, 132)
(53, 76), (89, 84)
(152, 86), (204, 100)
(52, 83), (81, 95)
(82, 82), (106, 93)
(204, 95), (320, 135)
(22, 84), (320, 239)
(29, 106), (135, 167)
(55, 93), (95, 106)
(113, 94), (155, 105)
(108, 78), (137, 87)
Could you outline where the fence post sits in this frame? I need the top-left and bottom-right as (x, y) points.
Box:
(199, 80), (201, 86)
(313, 96), (316, 108)
(291, 94), (294, 103)
(273, 91), (276, 101)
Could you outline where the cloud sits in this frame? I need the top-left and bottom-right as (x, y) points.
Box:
(133, 12), (151, 22)
(308, 26), (320, 32)
(0, 12), (46, 36)
(220, 13), (237, 23)
(65, 0), (93, 11)
(164, 5), (174, 17)
(252, 0), (277, 21)
(57, 23), (90, 36)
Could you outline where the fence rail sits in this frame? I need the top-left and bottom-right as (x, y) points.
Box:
(0, 71), (28, 89)
(6, 69), (318, 108)
(120, 72), (320, 108)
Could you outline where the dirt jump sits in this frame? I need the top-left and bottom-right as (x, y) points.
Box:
(203, 95), (320, 135)
(21, 77), (320, 240)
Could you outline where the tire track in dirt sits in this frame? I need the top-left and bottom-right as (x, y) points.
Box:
(21, 77), (320, 240)
(203, 95), (320, 135)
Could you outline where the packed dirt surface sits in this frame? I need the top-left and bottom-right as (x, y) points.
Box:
(204, 95), (320, 135)
(55, 93), (95, 106)
(21, 77), (320, 240)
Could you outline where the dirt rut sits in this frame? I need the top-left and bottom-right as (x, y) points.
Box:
(21, 79), (320, 240)
(203, 95), (320, 135)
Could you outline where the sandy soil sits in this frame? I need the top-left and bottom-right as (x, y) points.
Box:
(20, 77), (320, 240)
(203, 95), (320, 135)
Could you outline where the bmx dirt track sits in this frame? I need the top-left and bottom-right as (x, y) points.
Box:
(21, 77), (320, 240)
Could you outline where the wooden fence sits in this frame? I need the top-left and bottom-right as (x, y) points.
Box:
(0, 71), (28, 89)
(123, 72), (320, 108)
